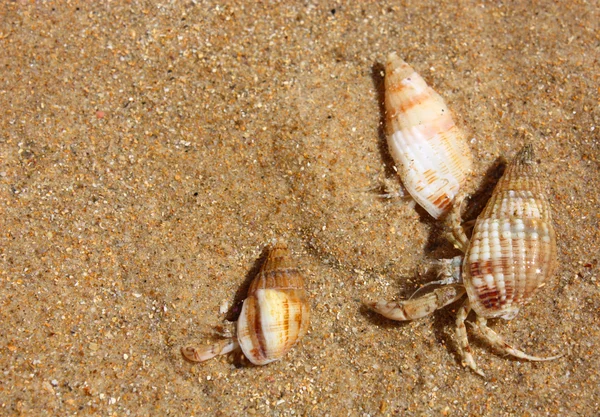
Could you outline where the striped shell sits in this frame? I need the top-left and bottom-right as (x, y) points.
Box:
(463, 144), (557, 320)
(385, 52), (473, 218)
(237, 242), (310, 365)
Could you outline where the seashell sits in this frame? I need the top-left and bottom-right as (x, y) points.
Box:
(384, 52), (473, 219)
(181, 242), (310, 365)
(365, 144), (561, 376)
(462, 143), (557, 321)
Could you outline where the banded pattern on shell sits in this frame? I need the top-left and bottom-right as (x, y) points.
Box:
(385, 52), (473, 218)
(181, 242), (310, 366)
(463, 144), (557, 320)
(237, 242), (310, 365)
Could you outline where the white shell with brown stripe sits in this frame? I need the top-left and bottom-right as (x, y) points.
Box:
(237, 242), (310, 365)
(385, 52), (473, 218)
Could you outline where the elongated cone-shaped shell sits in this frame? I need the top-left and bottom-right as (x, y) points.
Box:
(463, 144), (557, 320)
(385, 52), (473, 218)
(237, 242), (310, 365)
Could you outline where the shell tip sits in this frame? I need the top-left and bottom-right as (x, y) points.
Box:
(260, 240), (293, 272)
(269, 239), (288, 251)
(516, 143), (535, 165)
(386, 51), (407, 68)
(387, 51), (399, 61)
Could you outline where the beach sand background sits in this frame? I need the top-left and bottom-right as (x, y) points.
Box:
(1, 1), (598, 415)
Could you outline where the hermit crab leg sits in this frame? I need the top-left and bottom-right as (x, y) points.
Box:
(475, 316), (564, 362)
(444, 190), (470, 252)
(455, 299), (485, 376)
(181, 338), (239, 363)
(365, 284), (466, 321)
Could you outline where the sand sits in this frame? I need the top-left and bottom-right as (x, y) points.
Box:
(1, 1), (598, 416)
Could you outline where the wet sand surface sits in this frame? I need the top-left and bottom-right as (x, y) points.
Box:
(1, 1), (599, 416)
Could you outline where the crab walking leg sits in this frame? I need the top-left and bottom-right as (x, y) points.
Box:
(366, 284), (466, 321)
(181, 338), (239, 362)
(444, 190), (470, 252)
(475, 316), (564, 362)
(456, 299), (485, 376)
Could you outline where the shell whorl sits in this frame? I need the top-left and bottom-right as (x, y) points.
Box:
(479, 144), (551, 221)
(464, 144), (557, 319)
(247, 242), (305, 294)
(384, 52), (473, 219)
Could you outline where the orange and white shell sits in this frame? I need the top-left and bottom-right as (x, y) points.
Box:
(237, 242), (310, 365)
(385, 52), (473, 219)
(463, 144), (557, 320)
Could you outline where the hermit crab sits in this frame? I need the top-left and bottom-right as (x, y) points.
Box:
(384, 52), (473, 219)
(182, 242), (310, 365)
(365, 144), (562, 376)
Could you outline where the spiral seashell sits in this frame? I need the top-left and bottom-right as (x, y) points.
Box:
(463, 143), (557, 320)
(385, 52), (473, 218)
(182, 242), (310, 366)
